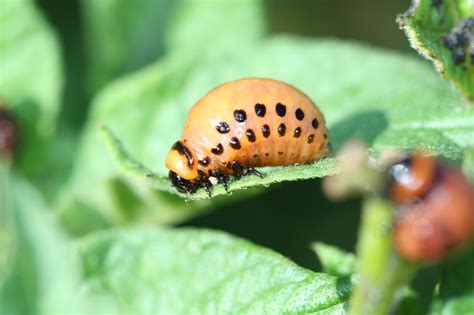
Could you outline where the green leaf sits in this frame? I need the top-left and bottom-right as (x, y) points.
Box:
(312, 242), (356, 277)
(0, 165), (82, 315)
(395, 288), (424, 315)
(164, 0), (266, 53)
(78, 227), (352, 314)
(0, 0), (63, 176)
(397, 0), (474, 101)
(430, 246), (474, 315)
(462, 146), (474, 181)
(90, 36), (472, 200)
(81, 0), (266, 92)
(81, 0), (173, 91)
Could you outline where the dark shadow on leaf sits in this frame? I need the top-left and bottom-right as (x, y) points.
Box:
(180, 179), (361, 272)
(329, 110), (388, 151)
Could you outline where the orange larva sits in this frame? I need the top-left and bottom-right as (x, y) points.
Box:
(390, 155), (474, 262)
(165, 78), (330, 195)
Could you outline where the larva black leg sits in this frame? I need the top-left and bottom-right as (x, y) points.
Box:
(230, 161), (262, 179)
(217, 174), (229, 191)
(248, 167), (262, 178)
(202, 180), (212, 197)
(207, 169), (230, 192)
(230, 161), (246, 178)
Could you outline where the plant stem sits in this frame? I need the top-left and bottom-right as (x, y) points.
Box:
(348, 197), (418, 315)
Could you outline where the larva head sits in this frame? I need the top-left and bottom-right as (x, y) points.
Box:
(389, 155), (438, 204)
(165, 141), (198, 180)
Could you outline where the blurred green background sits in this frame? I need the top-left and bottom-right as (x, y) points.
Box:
(5, 0), (463, 313)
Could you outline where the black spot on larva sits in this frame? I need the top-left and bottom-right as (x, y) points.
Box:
(211, 143), (224, 155)
(255, 103), (266, 117)
(233, 109), (247, 122)
(229, 137), (241, 150)
(262, 124), (270, 138)
(215, 122), (230, 133)
(278, 123), (286, 136)
(172, 141), (194, 169)
(265, 152), (270, 157)
(198, 170), (206, 177)
(324, 133), (328, 139)
(293, 127), (301, 138)
(307, 134), (315, 144)
(246, 129), (256, 142)
(312, 118), (319, 129)
(276, 103), (286, 117)
(253, 154), (258, 158)
(199, 157), (210, 166)
(278, 151), (283, 155)
(295, 108), (305, 121)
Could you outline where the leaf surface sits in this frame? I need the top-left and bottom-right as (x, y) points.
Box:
(78, 227), (352, 314)
(92, 37), (473, 200)
(0, 0), (63, 176)
(397, 0), (474, 101)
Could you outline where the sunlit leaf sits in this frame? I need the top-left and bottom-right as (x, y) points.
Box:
(0, 165), (82, 315)
(0, 0), (63, 176)
(312, 242), (356, 278)
(78, 227), (352, 314)
(93, 37), (472, 200)
(397, 0), (474, 101)
(82, 0), (266, 92)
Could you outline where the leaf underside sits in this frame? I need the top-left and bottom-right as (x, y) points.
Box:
(397, 0), (474, 101)
(95, 37), (473, 200)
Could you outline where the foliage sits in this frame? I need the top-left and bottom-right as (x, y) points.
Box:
(397, 0), (474, 101)
(1, 0), (473, 314)
(99, 36), (472, 200)
(78, 228), (351, 314)
(0, 0), (63, 179)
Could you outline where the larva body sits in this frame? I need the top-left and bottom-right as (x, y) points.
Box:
(390, 156), (474, 262)
(165, 78), (330, 194)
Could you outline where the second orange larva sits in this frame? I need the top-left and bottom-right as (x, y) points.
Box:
(165, 78), (330, 195)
